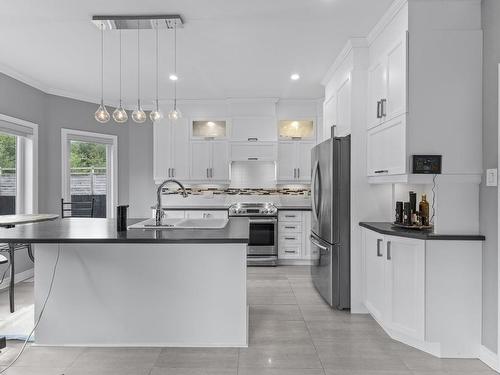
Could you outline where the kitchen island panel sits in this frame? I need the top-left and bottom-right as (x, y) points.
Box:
(35, 242), (247, 347)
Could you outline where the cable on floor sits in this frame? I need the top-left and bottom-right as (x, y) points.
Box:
(0, 245), (61, 374)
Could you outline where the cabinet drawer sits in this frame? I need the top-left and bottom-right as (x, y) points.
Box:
(279, 246), (301, 259)
(230, 143), (277, 161)
(367, 115), (407, 176)
(278, 211), (302, 222)
(185, 210), (228, 219)
(279, 234), (302, 246)
(279, 222), (302, 233)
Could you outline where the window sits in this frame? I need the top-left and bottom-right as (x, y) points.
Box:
(61, 129), (117, 218)
(0, 133), (17, 214)
(0, 115), (38, 215)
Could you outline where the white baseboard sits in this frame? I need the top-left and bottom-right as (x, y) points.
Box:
(480, 345), (499, 373)
(0, 268), (34, 290)
(277, 259), (314, 266)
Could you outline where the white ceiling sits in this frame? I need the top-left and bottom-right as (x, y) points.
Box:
(0, 0), (393, 107)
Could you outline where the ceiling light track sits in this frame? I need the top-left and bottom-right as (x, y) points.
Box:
(92, 15), (183, 30)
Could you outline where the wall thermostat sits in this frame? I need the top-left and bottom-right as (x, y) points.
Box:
(412, 155), (442, 174)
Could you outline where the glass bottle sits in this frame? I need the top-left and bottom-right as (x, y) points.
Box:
(419, 194), (430, 226)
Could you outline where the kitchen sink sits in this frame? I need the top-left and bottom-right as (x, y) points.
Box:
(128, 218), (228, 230)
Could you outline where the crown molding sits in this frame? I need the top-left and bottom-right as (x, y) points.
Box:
(321, 38), (368, 86)
(0, 62), (49, 93)
(367, 0), (407, 45)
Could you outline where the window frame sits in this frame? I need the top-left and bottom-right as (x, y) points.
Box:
(61, 128), (118, 218)
(0, 113), (38, 214)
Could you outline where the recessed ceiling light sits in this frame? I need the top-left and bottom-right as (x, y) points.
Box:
(290, 73), (300, 81)
(169, 73), (179, 81)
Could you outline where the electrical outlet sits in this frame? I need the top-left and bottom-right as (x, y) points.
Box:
(486, 169), (498, 187)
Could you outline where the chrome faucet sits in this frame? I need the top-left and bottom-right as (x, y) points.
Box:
(155, 179), (188, 225)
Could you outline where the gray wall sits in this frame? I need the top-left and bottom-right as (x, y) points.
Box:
(481, 0), (499, 354)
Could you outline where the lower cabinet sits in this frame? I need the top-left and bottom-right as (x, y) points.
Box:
(361, 227), (482, 358)
(278, 211), (313, 262)
(185, 210), (228, 219)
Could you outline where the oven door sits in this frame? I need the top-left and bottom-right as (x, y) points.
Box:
(247, 217), (277, 255)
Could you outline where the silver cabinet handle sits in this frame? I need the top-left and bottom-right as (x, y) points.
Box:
(284, 250), (297, 254)
(284, 226), (296, 229)
(374, 170), (389, 174)
(381, 98), (387, 117)
(376, 101), (381, 119)
(285, 215), (296, 218)
(168, 168), (171, 178)
(248, 137), (258, 142)
(297, 168), (300, 179)
(293, 168), (296, 179)
(284, 237), (297, 240)
(172, 168), (175, 178)
(386, 241), (392, 260)
(206, 168), (209, 178)
(248, 157), (258, 161)
(376, 239), (383, 257)
(210, 168), (213, 178)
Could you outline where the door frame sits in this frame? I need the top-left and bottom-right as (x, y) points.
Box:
(61, 128), (118, 218)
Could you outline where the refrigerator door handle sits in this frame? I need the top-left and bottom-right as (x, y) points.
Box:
(311, 160), (320, 221)
(310, 235), (328, 251)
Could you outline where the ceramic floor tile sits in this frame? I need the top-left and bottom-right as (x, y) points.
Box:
(248, 294), (297, 305)
(238, 369), (325, 375)
(150, 368), (237, 375)
(0, 367), (66, 375)
(69, 347), (161, 370)
(324, 370), (411, 375)
(249, 304), (303, 321)
(9, 346), (84, 368)
(239, 342), (321, 369)
(64, 368), (153, 375)
(320, 356), (409, 372)
(155, 348), (238, 369)
(402, 356), (494, 372)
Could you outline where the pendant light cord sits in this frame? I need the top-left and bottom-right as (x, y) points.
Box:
(173, 23), (177, 110)
(100, 24), (104, 105)
(119, 29), (122, 106)
(155, 22), (159, 109)
(137, 23), (141, 107)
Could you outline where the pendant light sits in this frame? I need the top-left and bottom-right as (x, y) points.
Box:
(112, 30), (128, 123)
(168, 22), (182, 121)
(94, 24), (110, 123)
(150, 22), (163, 122)
(132, 24), (147, 123)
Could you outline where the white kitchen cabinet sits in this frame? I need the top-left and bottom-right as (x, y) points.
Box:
(367, 33), (407, 130)
(278, 211), (313, 262)
(323, 94), (337, 141)
(335, 78), (352, 137)
(153, 118), (190, 182)
(384, 235), (425, 341)
(361, 226), (482, 357)
(363, 229), (386, 322)
(150, 210), (186, 219)
(230, 142), (277, 162)
(190, 141), (229, 182)
(366, 115), (406, 177)
(231, 117), (277, 142)
(277, 142), (314, 182)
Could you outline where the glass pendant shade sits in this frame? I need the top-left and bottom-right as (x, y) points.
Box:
(132, 100), (147, 123)
(150, 100), (163, 122)
(168, 108), (182, 121)
(95, 101), (110, 123)
(113, 104), (128, 123)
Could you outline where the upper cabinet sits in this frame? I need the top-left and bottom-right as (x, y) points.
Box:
(364, 0), (482, 182)
(367, 33), (407, 130)
(231, 117), (277, 142)
(278, 120), (315, 140)
(191, 120), (228, 139)
(190, 140), (229, 182)
(277, 141), (313, 183)
(153, 118), (190, 183)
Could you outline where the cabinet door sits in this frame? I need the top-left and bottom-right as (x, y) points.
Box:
(363, 229), (386, 322)
(386, 34), (407, 121)
(210, 141), (229, 181)
(230, 143), (277, 162)
(336, 78), (351, 136)
(323, 94), (337, 141)
(153, 119), (172, 181)
(231, 117), (277, 142)
(367, 115), (406, 176)
(384, 236), (425, 340)
(277, 142), (297, 181)
(170, 118), (190, 180)
(190, 141), (211, 181)
(297, 143), (313, 182)
(367, 61), (387, 129)
(185, 210), (228, 219)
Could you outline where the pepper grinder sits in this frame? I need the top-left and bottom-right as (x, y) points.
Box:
(116, 205), (129, 232)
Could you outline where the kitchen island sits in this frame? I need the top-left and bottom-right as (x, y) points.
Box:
(0, 217), (249, 347)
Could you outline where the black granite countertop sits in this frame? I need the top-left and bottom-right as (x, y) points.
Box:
(154, 205), (311, 211)
(0, 218), (249, 244)
(359, 222), (485, 241)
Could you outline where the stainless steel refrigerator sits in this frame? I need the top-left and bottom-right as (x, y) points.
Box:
(310, 135), (350, 310)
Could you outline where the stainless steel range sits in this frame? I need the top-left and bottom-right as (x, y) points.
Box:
(229, 203), (278, 266)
